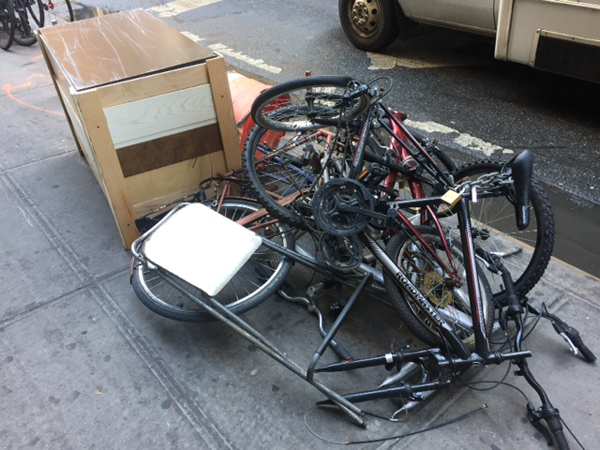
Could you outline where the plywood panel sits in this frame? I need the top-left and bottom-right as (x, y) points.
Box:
(206, 57), (241, 170)
(60, 87), (102, 187)
(125, 152), (228, 207)
(104, 84), (217, 149)
(97, 63), (210, 108)
(37, 32), (85, 158)
(75, 90), (139, 246)
(117, 123), (223, 177)
(39, 9), (216, 91)
(132, 186), (203, 218)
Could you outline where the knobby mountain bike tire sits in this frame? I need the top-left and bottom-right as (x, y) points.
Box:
(0, 0), (16, 50)
(251, 76), (370, 132)
(132, 199), (294, 323)
(448, 160), (555, 304)
(384, 226), (495, 349)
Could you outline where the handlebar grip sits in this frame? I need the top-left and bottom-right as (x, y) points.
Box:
(330, 340), (354, 362)
(545, 416), (570, 450)
(342, 84), (369, 102)
(568, 331), (597, 363)
(576, 342), (597, 363)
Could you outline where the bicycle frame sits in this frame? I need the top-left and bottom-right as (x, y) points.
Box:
(130, 185), (499, 426)
(130, 169), (574, 446)
(260, 195), (488, 359)
(132, 168), (488, 357)
(130, 76), (581, 446)
(251, 105), (462, 281)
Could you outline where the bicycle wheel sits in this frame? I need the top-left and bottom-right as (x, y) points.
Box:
(384, 226), (495, 348)
(132, 199), (294, 323)
(243, 108), (353, 228)
(0, 0), (16, 50)
(36, 0), (73, 26)
(251, 76), (370, 132)
(25, 0), (43, 27)
(54, 0), (73, 23)
(446, 160), (555, 304)
(13, 3), (36, 46)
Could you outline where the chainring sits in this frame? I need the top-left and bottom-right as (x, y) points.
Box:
(319, 233), (363, 271)
(312, 178), (375, 236)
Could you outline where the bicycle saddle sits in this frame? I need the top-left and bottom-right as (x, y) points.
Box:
(509, 150), (535, 230)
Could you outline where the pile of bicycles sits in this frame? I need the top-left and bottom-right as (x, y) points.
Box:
(130, 75), (595, 449)
(1, 0), (73, 51)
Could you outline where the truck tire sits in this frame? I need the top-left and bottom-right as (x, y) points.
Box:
(339, 0), (402, 51)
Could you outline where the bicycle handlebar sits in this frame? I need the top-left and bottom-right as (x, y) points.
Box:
(544, 414), (570, 450)
(342, 83), (372, 103)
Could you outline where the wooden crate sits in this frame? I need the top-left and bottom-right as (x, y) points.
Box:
(37, 9), (240, 248)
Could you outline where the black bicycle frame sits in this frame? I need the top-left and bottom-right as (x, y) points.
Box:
(262, 192), (490, 361)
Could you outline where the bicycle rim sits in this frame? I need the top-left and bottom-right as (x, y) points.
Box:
(251, 76), (369, 132)
(384, 227), (494, 347)
(132, 199), (294, 322)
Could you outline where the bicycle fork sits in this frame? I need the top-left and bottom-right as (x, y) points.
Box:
(483, 249), (570, 449)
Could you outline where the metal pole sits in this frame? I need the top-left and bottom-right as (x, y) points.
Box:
(157, 270), (366, 426)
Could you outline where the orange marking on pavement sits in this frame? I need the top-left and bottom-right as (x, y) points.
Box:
(3, 73), (65, 117)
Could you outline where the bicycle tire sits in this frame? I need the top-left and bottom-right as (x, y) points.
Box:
(384, 226), (495, 348)
(132, 199), (294, 323)
(55, 0), (73, 23)
(243, 108), (353, 229)
(251, 76), (370, 132)
(13, 5), (36, 46)
(447, 160), (555, 304)
(25, 0), (43, 27)
(35, 0), (73, 27)
(407, 131), (457, 174)
(0, 0), (16, 50)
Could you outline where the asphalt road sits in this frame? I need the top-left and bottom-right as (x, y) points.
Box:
(70, 0), (600, 276)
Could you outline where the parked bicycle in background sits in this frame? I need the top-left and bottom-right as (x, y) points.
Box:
(26, 0), (73, 27)
(0, 0), (16, 50)
(0, 0), (73, 50)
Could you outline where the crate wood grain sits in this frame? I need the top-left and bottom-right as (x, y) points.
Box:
(36, 10), (240, 248)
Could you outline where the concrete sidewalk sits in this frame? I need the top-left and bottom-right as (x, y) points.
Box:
(1, 42), (599, 450)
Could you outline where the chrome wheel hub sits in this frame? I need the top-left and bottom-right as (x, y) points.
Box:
(351, 0), (380, 34)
